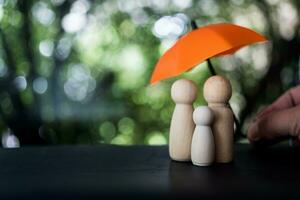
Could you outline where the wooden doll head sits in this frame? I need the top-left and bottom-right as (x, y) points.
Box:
(171, 79), (197, 104)
(193, 106), (214, 126)
(203, 75), (232, 104)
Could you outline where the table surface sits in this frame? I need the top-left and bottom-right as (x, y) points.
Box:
(1, 144), (300, 199)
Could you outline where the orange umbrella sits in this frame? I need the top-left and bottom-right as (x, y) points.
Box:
(150, 22), (267, 84)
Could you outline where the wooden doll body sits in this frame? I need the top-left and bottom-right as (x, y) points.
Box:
(169, 104), (195, 161)
(204, 76), (234, 163)
(169, 79), (197, 161)
(208, 104), (233, 163)
(191, 106), (215, 166)
(191, 126), (215, 166)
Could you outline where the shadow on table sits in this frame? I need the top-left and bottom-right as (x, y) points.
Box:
(168, 144), (300, 199)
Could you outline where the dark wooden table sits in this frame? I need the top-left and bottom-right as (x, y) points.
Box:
(0, 144), (300, 199)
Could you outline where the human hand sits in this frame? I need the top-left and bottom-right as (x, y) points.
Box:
(247, 86), (300, 144)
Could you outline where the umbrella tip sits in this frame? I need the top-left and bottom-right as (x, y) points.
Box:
(191, 20), (198, 30)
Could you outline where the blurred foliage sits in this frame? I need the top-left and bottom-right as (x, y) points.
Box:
(0, 0), (299, 146)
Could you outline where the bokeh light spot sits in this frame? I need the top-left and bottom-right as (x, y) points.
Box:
(33, 77), (48, 94)
(39, 40), (54, 57)
(99, 121), (116, 142)
(146, 131), (167, 145)
(14, 76), (27, 91)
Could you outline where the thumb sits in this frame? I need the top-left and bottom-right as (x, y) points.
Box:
(247, 105), (300, 142)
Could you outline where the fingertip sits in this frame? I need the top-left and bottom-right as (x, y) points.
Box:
(247, 122), (260, 142)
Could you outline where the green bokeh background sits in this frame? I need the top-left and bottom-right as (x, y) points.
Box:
(0, 0), (299, 146)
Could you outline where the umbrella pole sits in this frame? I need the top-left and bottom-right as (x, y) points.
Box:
(191, 20), (241, 137)
(207, 58), (241, 135)
(206, 59), (216, 75)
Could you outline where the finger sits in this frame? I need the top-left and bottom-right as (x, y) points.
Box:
(256, 86), (300, 120)
(247, 105), (300, 142)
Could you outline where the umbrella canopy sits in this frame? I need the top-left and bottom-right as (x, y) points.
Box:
(150, 23), (267, 84)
